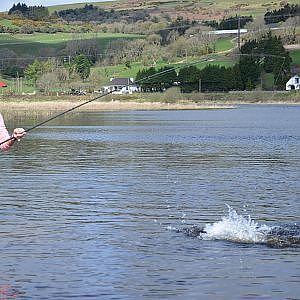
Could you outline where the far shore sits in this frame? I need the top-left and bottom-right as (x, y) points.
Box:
(0, 100), (236, 112)
(0, 91), (299, 112)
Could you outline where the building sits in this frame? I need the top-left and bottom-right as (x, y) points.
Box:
(207, 29), (248, 35)
(102, 78), (140, 94)
(286, 75), (300, 91)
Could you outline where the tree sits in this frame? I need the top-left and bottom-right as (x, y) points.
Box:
(0, 49), (18, 71)
(24, 59), (44, 84)
(65, 36), (99, 64)
(244, 16), (268, 41)
(258, 32), (292, 88)
(264, 4), (299, 24)
(3, 65), (24, 78)
(204, 15), (253, 29)
(73, 54), (91, 80)
(136, 67), (157, 92)
(238, 56), (261, 90)
(141, 44), (161, 66)
(279, 17), (298, 44)
(136, 66), (177, 92)
(36, 72), (60, 94)
(8, 3), (49, 20)
(237, 31), (292, 90)
(178, 66), (201, 93)
(24, 58), (56, 84)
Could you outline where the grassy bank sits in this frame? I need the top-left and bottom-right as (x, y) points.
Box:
(133, 90), (300, 105)
(0, 98), (233, 112)
(183, 91), (300, 104)
(0, 91), (299, 113)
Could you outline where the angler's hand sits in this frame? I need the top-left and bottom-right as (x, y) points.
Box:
(13, 128), (26, 141)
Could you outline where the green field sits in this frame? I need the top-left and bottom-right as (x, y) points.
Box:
(0, 19), (19, 29)
(0, 32), (142, 43)
(214, 37), (234, 53)
(0, 75), (35, 93)
(290, 49), (300, 66)
(0, 32), (144, 57)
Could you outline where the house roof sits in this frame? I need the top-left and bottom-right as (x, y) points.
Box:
(108, 78), (134, 86)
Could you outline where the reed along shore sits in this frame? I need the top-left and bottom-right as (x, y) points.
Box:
(0, 91), (299, 113)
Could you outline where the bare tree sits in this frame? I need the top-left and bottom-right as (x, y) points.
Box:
(166, 36), (189, 60)
(36, 72), (60, 94)
(39, 47), (57, 58)
(146, 33), (161, 46)
(244, 16), (269, 41)
(65, 34), (100, 63)
(0, 48), (18, 70)
(141, 44), (161, 66)
(280, 16), (300, 44)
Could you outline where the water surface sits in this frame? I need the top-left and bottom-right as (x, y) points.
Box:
(1, 105), (299, 299)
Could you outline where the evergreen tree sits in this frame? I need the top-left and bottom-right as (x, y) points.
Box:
(153, 66), (177, 92)
(237, 56), (261, 90)
(238, 31), (291, 90)
(257, 32), (291, 89)
(178, 66), (200, 93)
(136, 67), (157, 92)
(8, 2), (49, 20)
(74, 54), (92, 80)
(264, 4), (299, 24)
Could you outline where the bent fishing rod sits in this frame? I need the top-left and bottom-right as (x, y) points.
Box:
(0, 56), (210, 146)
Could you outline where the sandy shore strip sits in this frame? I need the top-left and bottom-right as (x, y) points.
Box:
(1, 90), (299, 112)
(0, 100), (235, 112)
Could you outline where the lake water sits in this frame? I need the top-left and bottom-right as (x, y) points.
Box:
(0, 105), (299, 299)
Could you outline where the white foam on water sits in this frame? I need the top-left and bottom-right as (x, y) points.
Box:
(201, 206), (271, 244)
(167, 225), (177, 231)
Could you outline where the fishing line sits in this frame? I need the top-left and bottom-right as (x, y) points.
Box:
(0, 56), (210, 146)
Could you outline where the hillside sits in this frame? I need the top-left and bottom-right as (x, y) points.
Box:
(48, 0), (300, 19)
(0, 0), (299, 95)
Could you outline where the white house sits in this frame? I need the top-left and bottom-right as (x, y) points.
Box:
(286, 75), (300, 91)
(102, 78), (140, 94)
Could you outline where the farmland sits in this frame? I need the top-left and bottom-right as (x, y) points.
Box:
(0, 32), (143, 57)
(290, 49), (300, 66)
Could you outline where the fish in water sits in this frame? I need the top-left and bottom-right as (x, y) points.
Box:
(175, 207), (300, 248)
(177, 223), (300, 248)
(263, 223), (300, 247)
(177, 225), (207, 237)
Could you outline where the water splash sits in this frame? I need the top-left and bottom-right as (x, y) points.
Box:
(201, 206), (270, 244)
(176, 206), (300, 247)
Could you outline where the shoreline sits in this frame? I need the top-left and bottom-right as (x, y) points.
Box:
(0, 92), (299, 112)
(0, 100), (236, 112)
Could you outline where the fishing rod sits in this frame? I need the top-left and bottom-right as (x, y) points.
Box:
(0, 90), (110, 146)
(0, 56), (210, 146)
